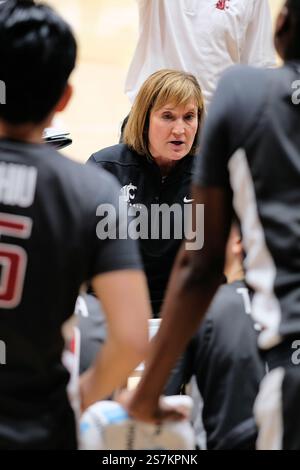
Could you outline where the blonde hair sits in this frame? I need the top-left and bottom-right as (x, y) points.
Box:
(123, 69), (205, 157)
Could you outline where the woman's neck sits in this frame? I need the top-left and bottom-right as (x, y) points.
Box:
(152, 155), (178, 177)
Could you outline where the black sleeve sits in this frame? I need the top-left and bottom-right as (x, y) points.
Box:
(87, 150), (126, 187)
(85, 168), (142, 278)
(193, 65), (266, 189)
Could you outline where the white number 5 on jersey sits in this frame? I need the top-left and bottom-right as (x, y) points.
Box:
(0, 213), (32, 308)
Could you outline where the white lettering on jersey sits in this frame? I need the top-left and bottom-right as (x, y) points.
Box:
(0, 163), (37, 207)
(0, 80), (6, 105)
(0, 213), (32, 308)
(0, 340), (6, 365)
(237, 286), (262, 331)
(75, 295), (89, 318)
(236, 287), (251, 315)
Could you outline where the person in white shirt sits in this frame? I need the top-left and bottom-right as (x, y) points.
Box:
(125, 0), (276, 107)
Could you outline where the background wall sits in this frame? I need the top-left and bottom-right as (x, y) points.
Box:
(46, 0), (284, 163)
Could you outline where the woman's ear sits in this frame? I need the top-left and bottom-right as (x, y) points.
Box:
(55, 84), (73, 113)
(274, 4), (291, 59)
(276, 5), (290, 36)
(232, 236), (242, 256)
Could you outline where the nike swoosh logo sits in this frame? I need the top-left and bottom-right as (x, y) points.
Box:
(183, 197), (194, 203)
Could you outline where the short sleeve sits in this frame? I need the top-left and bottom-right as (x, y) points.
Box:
(86, 170), (142, 278)
(193, 70), (237, 189)
(193, 65), (267, 190)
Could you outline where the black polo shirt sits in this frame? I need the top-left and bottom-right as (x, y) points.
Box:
(88, 144), (194, 316)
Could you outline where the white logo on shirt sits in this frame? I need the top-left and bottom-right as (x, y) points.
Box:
(183, 196), (194, 203)
(120, 183), (137, 203)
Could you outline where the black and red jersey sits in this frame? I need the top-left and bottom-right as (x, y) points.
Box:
(0, 139), (141, 448)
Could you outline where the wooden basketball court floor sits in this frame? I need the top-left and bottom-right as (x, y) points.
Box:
(46, 0), (284, 164)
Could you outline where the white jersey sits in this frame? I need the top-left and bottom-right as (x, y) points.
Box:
(125, 0), (276, 107)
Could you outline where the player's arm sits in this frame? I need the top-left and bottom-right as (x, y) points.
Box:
(80, 269), (151, 411)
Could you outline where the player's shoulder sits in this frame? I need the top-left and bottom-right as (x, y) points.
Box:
(211, 65), (271, 134)
(222, 64), (269, 81)
(219, 65), (270, 101)
(208, 280), (250, 319)
(45, 149), (121, 208)
(52, 149), (118, 185)
(89, 144), (140, 167)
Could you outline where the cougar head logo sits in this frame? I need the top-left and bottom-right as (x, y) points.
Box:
(120, 183), (137, 203)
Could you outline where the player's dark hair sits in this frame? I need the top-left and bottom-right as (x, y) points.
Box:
(0, 0), (77, 123)
(286, 0), (300, 59)
(288, 0), (300, 14)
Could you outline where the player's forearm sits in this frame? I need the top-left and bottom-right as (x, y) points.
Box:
(80, 339), (147, 411)
(82, 271), (150, 410)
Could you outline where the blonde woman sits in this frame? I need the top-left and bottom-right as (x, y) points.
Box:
(88, 69), (204, 318)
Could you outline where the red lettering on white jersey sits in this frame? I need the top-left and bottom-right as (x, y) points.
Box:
(216, 0), (230, 10)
